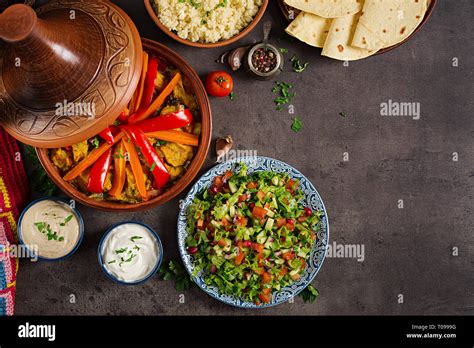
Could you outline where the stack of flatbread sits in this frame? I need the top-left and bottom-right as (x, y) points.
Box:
(284, 0), (430, 61)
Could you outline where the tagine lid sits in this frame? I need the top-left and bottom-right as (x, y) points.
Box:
(0, 0), (143, 148)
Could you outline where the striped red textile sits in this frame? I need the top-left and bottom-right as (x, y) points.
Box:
(0, 127), (30, 315)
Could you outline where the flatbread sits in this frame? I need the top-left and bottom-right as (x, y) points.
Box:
(284, 0), (363, 18)
(285, 12), (332, 48)
(352, 0), (429, 50)
(322, 12), (378, 61)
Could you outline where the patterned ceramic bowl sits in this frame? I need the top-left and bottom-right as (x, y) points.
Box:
(177, 156), (329, 308)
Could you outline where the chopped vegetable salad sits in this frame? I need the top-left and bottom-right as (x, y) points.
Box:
(186, 164), (323, 305)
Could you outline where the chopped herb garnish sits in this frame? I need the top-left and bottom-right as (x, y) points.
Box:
(34, 222), (46, 232)
(113, 148), (125, 159)
(34, 221), (63, 242)
(339, 112), (347, 118)
(216, 0), (228, 8)
(108, 260), (116, 264)
(272, 81), (295, 110)
(290, 55), (309, 73)
(58, 236), (64, 242)
(291, 117), (303, 133)
(59, 214), (73, 227)
(90, 137), (100, 149)
(119, 253), (136, 266)
(188, 0), (201, 9)
(229, 91), (235, 101)
(130, 236), (143, 242)
(279, 48), (288, 54)
(115, 247), (128, 254)
(155, 140), (167, 147)
(149, 162), (156, 172)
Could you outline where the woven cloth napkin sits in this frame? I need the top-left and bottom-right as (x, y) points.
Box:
(0, 127), (29, 315)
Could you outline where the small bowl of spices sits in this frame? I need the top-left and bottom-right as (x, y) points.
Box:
(246, 43), (283, 80)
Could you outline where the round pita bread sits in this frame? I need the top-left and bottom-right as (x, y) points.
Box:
(285, 12), (332, 48)
(322, 13), (378, 61)
(352, 0), (429, 50)
(284, 0), (363, 18)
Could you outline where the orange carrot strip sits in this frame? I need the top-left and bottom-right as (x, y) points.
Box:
(122, 136), (148, 200)
(134, 52), (149, 112)
(129, 73), (181, 124)
(63, 132), (124, 181)
(108, 140), (126, 197)
(145, 130), (199, 146)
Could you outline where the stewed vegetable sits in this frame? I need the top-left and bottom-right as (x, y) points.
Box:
(49, 52), (201, 203)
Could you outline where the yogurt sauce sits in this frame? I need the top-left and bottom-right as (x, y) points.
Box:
(102, 223), (160, 283)
(19, 200), (81, 259)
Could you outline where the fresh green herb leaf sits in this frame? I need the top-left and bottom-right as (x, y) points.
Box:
(158, 260), (194, 291)
(339, 112), (347, 118)
(90, 137), (100, 149)
(149, 162), (156, 172)
(279, 48), (288, 54)
(34, 222), (46, 232)
(299, 284), (319, 303)
(291, 117), (302, 133)
(290, 55), (309, 73)
(115, 247), (128, 254)
(216, 0), (227, 8)
(59, 214), (73, 227)
(24, 146), (58, 196)
(130, 236), (143, 242)
(123, 254), (135, 263)
(272, 81), (295, 111)
(58, 236), (64, 242)
(188, 0), (201, 9)
(229, 91), (235, 101)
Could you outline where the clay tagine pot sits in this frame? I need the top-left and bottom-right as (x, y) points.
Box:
(0, 0), (143, 148)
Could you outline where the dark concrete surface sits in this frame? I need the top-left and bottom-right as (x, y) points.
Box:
(15, 0), (474, 315)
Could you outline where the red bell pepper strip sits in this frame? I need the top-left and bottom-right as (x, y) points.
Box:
(86, 148), (112, 193)
(120, 125), (170, 189)
(139, 57), (158, 109)
(134, 109), (193, 133)
(118, 108), (129, 123)
(98, 127), (115, 145)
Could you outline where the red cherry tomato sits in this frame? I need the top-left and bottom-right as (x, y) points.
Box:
(205, 71), (233, 97)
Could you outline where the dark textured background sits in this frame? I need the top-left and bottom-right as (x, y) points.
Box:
(15, 0), (474, 315)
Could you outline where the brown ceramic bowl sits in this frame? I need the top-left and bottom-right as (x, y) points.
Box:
(36, 38), (212, 212)
(277, 0), (437, 56)
(144, 0), (269, 48)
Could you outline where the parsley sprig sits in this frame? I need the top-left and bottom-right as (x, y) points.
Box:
(34, 222), (64, 242)
(290, 55), (309, 73)
(272, 81), (295, 111)
(291, 117), (302, 133)
(299, 284), (319, 303)
(159, 260), (194, 291)
(24, 145), (58, 196)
